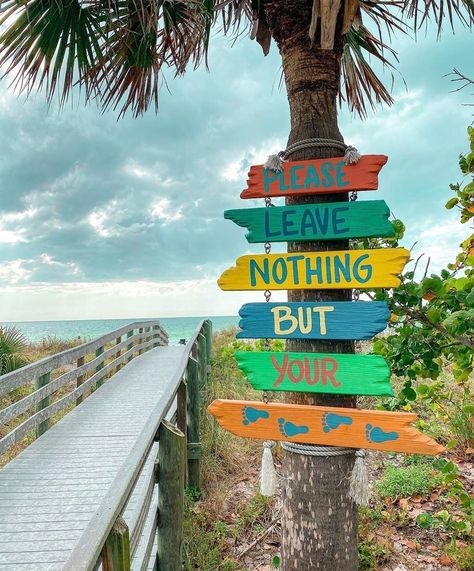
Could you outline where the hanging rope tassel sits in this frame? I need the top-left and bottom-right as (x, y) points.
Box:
(260, 440), (277, 496)
(348, 449), (369, 506)
(264, 152), (285, 173)
(344, 145), (361, 165)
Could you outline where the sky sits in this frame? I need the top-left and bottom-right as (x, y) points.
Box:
(0, 22), (472, 321)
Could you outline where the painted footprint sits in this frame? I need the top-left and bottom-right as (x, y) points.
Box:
(242, 406), (269, 426)
(322, 412), (353, 433)
(278, 417), (309, 438)
(365, 424), (399, 443)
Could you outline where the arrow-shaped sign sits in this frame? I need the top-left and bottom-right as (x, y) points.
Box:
(237, 301), (390, 340)
(218, 249), (409, 291)
(240, 155), (388, 199)
(225, 200), (394, 243)
(235, 351), (393, 396)
(208, 400), (444, 455)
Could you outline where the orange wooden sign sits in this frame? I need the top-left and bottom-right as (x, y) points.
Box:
(208, 400), (444, 455)
(240, 155), (388, 199)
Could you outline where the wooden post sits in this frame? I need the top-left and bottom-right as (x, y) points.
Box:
(138, 327), (144, 355)
(153, 325), (160, 348)
(157, 420), (185, 571)
(177, 379), (188, 486)
(101, 515), (131, 571)
(186, 357), (201, 491)
(114, 336), (122, 374)
(35, 372), (51, 437)
(76, 356), (85, 406)
(197, 333), (207, 386)
(203, 321), (212, 364)
(127, 330), (134, 363)
(96, 346), (105, 388)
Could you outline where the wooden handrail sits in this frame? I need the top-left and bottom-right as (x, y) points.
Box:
(63, 319), (212, 571)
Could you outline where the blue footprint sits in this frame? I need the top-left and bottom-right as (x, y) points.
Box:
(278, 417), (309, 438)
(322, 412), (353, 433)
(366, 424), (399, 443)
(242, 406), (269, 426)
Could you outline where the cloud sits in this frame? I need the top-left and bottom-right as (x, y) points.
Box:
(0, 26), (472, 319)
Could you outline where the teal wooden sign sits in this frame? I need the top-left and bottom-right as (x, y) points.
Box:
(237, 301), (389, 340)
(235, 351), (393, 396)
(225, 200), (394, 243)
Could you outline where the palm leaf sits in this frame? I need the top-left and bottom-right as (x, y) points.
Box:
(0, 326), (29, 375)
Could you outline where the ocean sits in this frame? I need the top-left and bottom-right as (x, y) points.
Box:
(1, 316), (239, 345)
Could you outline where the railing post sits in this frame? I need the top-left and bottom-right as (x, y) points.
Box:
(153, 325), (160, 348)
(96, 346), (105, 388)
(138, 328), (144, 355)
(186, 357), (201, 491)
(114, 336), (122, 374)
(35, 372), (51, 437)
(127, 330), (134, 363)
(101, 515), (131, 571)
(157, 420), (185, 571)
(177, 379), (188, 485)
(76, 356), (85, 406)
(203, 321), (212, 364)
(197, 333), (207, 385)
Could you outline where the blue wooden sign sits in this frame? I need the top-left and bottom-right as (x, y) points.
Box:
(237, 301), (390, 340)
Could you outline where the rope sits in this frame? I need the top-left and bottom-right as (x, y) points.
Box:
(281, 442), (362, 457)
(264, 138), (361, 172)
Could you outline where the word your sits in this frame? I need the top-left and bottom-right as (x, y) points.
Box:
(271, 355), (341, 388)
(271, 305), (334, 335)
(250, 253), (372, 286)
(263, 161), (348, 193)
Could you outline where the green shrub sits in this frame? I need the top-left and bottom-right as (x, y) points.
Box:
(376, 463), (440, 498)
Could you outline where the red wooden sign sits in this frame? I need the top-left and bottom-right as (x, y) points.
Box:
(241, 155), (388, 199)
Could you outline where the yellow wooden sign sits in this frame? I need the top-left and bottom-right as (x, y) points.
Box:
(208, 400), (444, 455)
(218, 248), (409, 291)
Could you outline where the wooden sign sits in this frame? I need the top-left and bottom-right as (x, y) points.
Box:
(240, 155), (388, 199)
(218, 248), (410, 291)
(237, 301), (389, 340)
(208, 400), (444, 455)
(225, 200), (394, 243)
(235, 351), (392, 396)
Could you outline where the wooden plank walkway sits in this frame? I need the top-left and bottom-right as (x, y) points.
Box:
(0, 345), (185, 570)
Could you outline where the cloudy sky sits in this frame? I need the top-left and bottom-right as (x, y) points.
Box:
(0, 24), (472, 322)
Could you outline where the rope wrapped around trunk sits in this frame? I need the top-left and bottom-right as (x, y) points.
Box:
(264, 138), (361, 172)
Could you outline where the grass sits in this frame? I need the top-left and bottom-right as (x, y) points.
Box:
(375, 463), (441, 498)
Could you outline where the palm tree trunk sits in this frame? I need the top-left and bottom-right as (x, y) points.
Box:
(265, 2), (358, 569)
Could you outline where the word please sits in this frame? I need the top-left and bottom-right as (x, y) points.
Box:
(272, 305), (334, 335)
(271, 355), (341, 387)
(264, 161), (348, 192)
(250, 253), (372, 286)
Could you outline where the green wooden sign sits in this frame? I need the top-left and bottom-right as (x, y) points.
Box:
(224, 200), (394, 243)
(235, 351), (393, 396)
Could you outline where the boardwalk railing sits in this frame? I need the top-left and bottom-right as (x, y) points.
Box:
(0, 318), (212, 571)
(0, 321), (168, 458)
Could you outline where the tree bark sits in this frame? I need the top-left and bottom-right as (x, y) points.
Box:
(265, 2), (358, 569)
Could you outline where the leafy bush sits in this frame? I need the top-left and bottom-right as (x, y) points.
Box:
(0, 326), (28, 374)
(376, 464), (440, 498)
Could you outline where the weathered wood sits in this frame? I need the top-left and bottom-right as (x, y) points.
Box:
(218, 248), (410, 290)
(235, 351), (392, 396)
(177, 380), (188, 486)
(0, 336), (159, 429)
(203, 321), (213, 363)
(240, 155), (388, 199)
(225, 200), (394, 243)
(0, 320), (166, 397)
(96, 346), (105, 388)
(101, 516), (131, 571)
(35, 372), (51, 438)
(208, 400), (444, 455)
(138, 329), (144, 356)
(114, 337), (122, 374)
(76, 356), (85, 406)
(127, 331), (134, 363)
(186, 357), (200, 490)
(197, 333), (207, 386)
(237, 301), (389, 340)
(157, 420), (185, 571)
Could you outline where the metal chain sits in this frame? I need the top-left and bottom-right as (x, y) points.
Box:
(353, 288), (360, 301)
(263, 197), (273, 405)
(350, 191), (358, 201)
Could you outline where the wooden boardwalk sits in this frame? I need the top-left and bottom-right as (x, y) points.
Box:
(0, 320), (212, 571)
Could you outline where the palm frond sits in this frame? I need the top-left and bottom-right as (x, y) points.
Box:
(0, 326), (29, 375)
(400, 0), (474, 35)
(341, 25), (396, 118)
